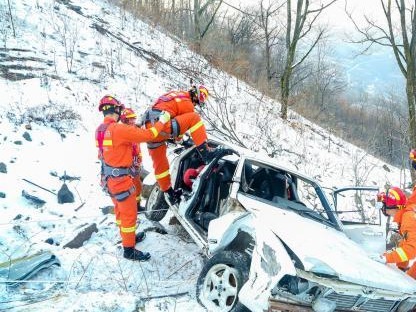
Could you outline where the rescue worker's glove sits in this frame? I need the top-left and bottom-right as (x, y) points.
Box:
(158, 111), (171, 124)
(410, 149), (416, 170)
(369, 254), (386, 264)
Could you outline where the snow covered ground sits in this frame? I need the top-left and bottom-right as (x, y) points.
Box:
(0, 0), (411, 311)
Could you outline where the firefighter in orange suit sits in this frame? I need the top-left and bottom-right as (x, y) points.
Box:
(374, 185), (416, 279)
(95, 95), (171, 261)
(120, 108), (143, 209)
(143, 85), (218, 204)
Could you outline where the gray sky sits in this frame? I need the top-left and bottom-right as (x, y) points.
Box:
(223, 0), (384, 34)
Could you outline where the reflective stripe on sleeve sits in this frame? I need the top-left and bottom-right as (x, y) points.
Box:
(396, 247), (409, 262)
(150, 127), (158, 137)
(189, 120), (203, 133)
(120, 225), (136, 233)
(96, 139), (112, 147)
(155, 170), (170, 180)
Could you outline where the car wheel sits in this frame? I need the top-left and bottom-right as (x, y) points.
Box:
(144, 184), (169, 221)
(197, 251), (251, 312)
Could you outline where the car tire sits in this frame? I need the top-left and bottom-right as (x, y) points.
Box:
(196, 251), (251, 312)
(144, 184), (169, 221)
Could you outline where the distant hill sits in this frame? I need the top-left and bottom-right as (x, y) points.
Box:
(333, 42), (404, 95)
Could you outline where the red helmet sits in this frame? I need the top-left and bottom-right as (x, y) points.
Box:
(98, 95), (124, 112)
(377, 186), (407, 209)
(198, 85), (209, 104)
(190, 85), (209, 105)
(120, 108), (137, 124)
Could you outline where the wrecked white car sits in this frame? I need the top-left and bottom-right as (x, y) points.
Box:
(143, 140), (416, 312)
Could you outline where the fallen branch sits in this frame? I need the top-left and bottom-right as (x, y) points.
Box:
(141, 291), (189, 301)
(22, 179), (56, 195)
(74, 202), (85, 212)
(166, 260), (192, 279)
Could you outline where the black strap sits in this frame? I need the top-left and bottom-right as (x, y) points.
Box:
(171, 118), (180, 138)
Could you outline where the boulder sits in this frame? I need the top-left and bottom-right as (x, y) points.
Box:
(22, 131), (32, 142)
(57, 183), (74, 204)
(0, 162), (7, 173)
(63, 223), (98, 249)
(100, 206), (114, 215)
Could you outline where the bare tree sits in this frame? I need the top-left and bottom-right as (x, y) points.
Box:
(254, 1), (284, 89)
(280, 0), (337, 120)
(6, 0), (15, 37)
(308, 41), (346, 113)
(51, 14), (79, 73)
(193, 0), (223, 51)
(347, 0), (416, 181)
(201, 81), (246, 147)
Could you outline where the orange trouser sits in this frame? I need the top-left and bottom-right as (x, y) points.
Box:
(108, 176), (137, 247)
(147, 112), (207, 191)
(133, 174), (142, 203)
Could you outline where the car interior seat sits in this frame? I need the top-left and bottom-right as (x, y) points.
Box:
(218, 161), (235, 200)
(194, 160), (237, 231)
(271, 173), (289, 202)
(193, 165), (222, 230)
(247, 168), (274, 200)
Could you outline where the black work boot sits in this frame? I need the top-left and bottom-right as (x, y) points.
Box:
(164, 187), (183, 205)
(123, 247), (151, 261)
(197, 143), (221, 163)
(135, 231), (146, 244)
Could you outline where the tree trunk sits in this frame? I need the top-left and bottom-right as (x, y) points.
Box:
(7, 0), (15, 37)
(193, 0), (201, 52)
(280, 69), (291, 119)
(407, 75), (416, 181)
(265, 37), (271, 89)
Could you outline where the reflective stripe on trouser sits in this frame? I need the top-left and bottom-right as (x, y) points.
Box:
(111, 189), (137, 247)
(146, 112), (207, 146)
(146, 112), (207, 191)
(174, 112), (207, 146)
(149, 144), (171, 191)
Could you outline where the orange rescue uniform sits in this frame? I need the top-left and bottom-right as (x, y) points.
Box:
(385, 187), (416, 278)
(96, 116), (163, 247)
(146, 91), (207, 191)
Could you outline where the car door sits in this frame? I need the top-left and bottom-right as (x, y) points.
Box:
(332, 186), (388, 254)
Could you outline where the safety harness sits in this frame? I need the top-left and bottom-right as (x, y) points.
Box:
(95, 122), (136, 201)
(131, 144), (142, 176)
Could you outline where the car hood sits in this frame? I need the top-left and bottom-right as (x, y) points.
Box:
(239, 195), (416, 294)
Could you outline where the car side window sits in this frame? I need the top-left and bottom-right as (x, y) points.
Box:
(239, 160), (335, 227)
(296, 178), (329, 220)
(241, 160), (292, 202)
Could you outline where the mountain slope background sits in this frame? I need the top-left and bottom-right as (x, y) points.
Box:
(0, 0), (410, 311)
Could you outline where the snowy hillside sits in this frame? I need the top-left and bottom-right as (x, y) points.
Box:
(0, 0), (411, 311)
